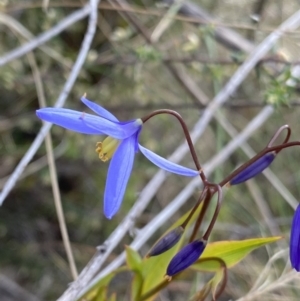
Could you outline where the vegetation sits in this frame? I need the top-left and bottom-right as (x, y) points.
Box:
(1, 0), (300, 300)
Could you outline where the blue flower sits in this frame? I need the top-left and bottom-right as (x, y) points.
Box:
(290, 204), (300, 271)
(166, 240), (206, 278)
(230, 153), (276, 186)
(147, 226), (184, 257)
(36, 97), (199, 218)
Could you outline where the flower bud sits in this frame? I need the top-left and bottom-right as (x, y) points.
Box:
(230, 153), (275, 185)
(166, 240), (206, 278)
(290, 204), (300, 271)
(147, 227), (184, 257)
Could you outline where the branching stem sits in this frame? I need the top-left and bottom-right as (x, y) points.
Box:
(142, 109), (207, 183)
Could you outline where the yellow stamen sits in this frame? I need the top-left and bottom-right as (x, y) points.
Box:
(96, 136), (120, 162)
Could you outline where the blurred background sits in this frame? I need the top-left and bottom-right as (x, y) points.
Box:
(1, 0), (300, 300)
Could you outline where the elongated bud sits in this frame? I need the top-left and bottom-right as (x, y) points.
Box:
(166, 240), (206, 278)
(290, 204), (300, 271)
(147, 227), (184, 257)
(230, 152), (275, 186)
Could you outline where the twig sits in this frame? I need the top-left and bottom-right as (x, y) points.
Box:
(26, 41), (78, 279)
(0, 274), (40, 301)
(7, 2), (300, 34)
(151, 0), (185, 43)
(0, 0), (100, 205)
(236, 270), (300, 301)
(109, 0), (209, 106)
(245, 179), (281, 237)
(163, 0), (254, 53)
(95, 53), (298, 66)
(0, 12), (72, 68)
(250, 249), (288, 292)
(0, 141), (67, 190)
(0, 4), (90, 67)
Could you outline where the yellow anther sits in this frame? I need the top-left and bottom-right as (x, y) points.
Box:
(95, 136), (120, 162)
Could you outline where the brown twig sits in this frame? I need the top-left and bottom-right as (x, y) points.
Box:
(95, 53), (300, 66)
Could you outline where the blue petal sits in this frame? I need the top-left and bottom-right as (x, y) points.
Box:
(104, 136), (136, 218)
(230, 153), (276, 185)
(37, 108), (104, 134)
(166, 240), (206, 276)
(81, 97), (119, 122)
(36, 108), (139, 139)
(138, 144), (199, 177)
(290, 204), (300, 271)
(148, 227), (184, 257)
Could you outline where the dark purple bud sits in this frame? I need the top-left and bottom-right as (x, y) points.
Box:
(166, 240), (206, 277)
(290, 204), (300, 271)
(230, 152), (275, 185)
(147, 227), (184, 257)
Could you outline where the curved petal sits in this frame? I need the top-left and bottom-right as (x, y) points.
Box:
(230, 153), (275, 185)
(36, 108), (137, 139)
(37, 108), (104, 134)
(138, 144), (199, 177)
(290, 204), (300, 271)
(81, 97), (119, 122)
(104, 136), (136, 218)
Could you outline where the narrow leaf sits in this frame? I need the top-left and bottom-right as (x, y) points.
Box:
(192, 237), (282, 272)
(131, 272), (143, 301)
(78, 267), (127, 301)
(125, 246), (142, 271)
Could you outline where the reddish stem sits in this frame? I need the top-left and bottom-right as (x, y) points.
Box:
(142, 109), (207, 184)
(189, 189), (212, 242)
(181, 188), (208, 229)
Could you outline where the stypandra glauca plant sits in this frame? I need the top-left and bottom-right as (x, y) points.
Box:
(37, 97), (300, 301)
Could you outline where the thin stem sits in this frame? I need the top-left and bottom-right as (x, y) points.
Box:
(0, 5), (90, 67)
(202, 185), (223, 241)
(189, 189), (212, 242)
(267, 124), (291, 149)
(193, 257), (227, 301)
(213, 265), (227, 301)
(142, 109), (207, 183)
(26, 50), (78, 279)
(181, 188), (208, 229)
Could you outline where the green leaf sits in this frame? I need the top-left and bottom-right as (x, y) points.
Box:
(139, 203), (204, 300)
(131, 271), (143, 301)
(79, 267), (127, 301)
(125, 245), (142, 271)
(141, 246), (178, 299)
(192, 236), (282, 272)
(94, 287), (107, 301)
(125, 246), (144, 301)
(210, 268), (225, 301)
(80, 274), (113, 301)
